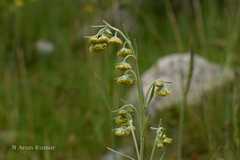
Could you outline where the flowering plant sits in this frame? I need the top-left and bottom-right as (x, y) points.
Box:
(87, 20), (172, 160)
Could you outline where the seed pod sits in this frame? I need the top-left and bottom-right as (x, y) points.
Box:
(92, 43), (107, 52)
(115, 62), (132, 71)
(117, 47), (133, 57)
(109, 36), (123, 46)
(116, 74), (134, 86)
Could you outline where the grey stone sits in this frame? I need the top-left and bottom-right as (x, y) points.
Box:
(129, 53), (235, 116)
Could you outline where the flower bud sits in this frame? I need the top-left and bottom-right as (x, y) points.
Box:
(116, 74), (134, 86)
(117, 47), (133, 57)
(115, 62), (132, 71)
(109, 36), (123, 46)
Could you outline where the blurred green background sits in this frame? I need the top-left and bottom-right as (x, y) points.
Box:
(0, 0), (239, 159)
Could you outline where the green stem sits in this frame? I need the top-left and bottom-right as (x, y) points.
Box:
(135, 52), (146, 160)
(150, 136), (157, 160)
(103, 20), (133, 48)
(130, 121), (141, 160)
(150, 121), (163, 160)
(103, 21), (146, 160)
(107, 147), (135, 160)
(159, 151), (166, 160)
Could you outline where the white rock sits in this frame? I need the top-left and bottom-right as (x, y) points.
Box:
(129, 53), (235, 116)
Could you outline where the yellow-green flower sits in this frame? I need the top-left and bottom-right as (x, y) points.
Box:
(155, 87), (171, 96)
(163, 134), (173, 144)
(117, 47), (133, 57)
(154, 80), (171, 96)
(98, 35), (109, 43)
(89, 35), (109, 44)
(89, 35), (99, 44)
(116, 74), (134, 86)
(115, 62), (132, 71)
(92, 43), (107, 52)
(156, 134), (172, 148)
(109, 36), (123, 46)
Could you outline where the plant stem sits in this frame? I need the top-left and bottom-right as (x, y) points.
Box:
(159, 151), (166, 160)
(130, 122), (141, 160)
(107, 147), (136, 160)
(150, 136), (157, 160)
(103, 20), (146, 160)
(103, 20), (133, 48)
(150, 121), (163, 160)
(134, 49), (146, 160)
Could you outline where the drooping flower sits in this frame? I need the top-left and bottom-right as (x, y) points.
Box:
(109, 36), (123, 46)
(154, 80), (171, 97)
(117, 47), (133, 57)
(116, 74), (135, 86)
(115, 62), (132, 71)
